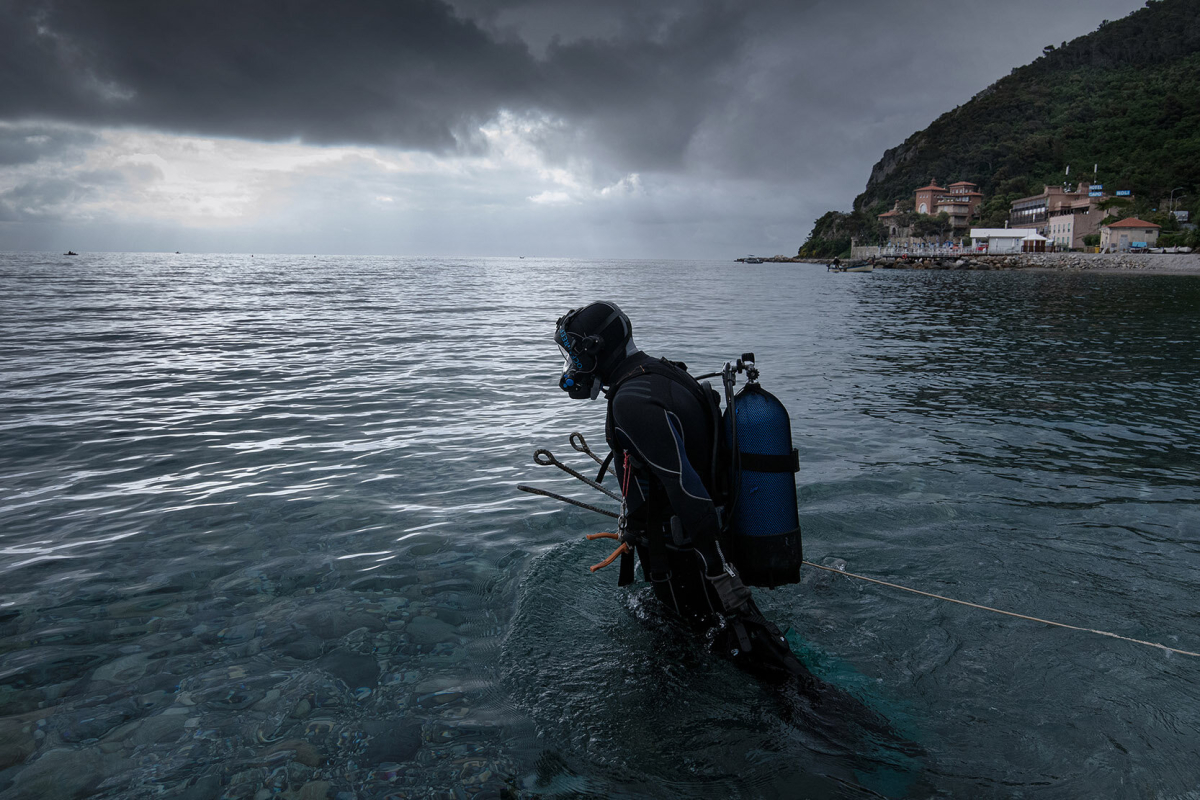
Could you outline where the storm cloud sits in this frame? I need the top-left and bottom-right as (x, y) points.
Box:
(0, 123), (96, 165)
(0, 0), (1148, 256)
(1, 0), (755, 171)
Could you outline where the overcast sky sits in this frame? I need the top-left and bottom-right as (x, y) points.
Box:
(0, 0), (1146, 258)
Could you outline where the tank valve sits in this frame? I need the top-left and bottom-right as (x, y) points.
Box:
(737, 353), (759, 383)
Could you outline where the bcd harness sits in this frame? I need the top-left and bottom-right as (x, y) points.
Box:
(597, 359), (710, 592)
(597, 355), (804, 592)
(600, 357), (728, 592)
(580, 355), (809, 670)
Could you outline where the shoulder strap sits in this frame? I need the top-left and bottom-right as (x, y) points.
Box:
(607, 356), (727, 505)
(609, 357), (703, 403)
(594, 449), (614, 483)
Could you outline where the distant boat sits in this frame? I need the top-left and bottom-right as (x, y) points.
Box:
(744, 255), (764, 264)
(827, 261), (874, 273)
(64, 251), (77, 256)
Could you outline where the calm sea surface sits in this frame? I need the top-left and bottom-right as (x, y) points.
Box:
(1, 253), (1199, 799)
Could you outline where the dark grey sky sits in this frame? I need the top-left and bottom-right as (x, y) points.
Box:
(0, 0), (1146, 256)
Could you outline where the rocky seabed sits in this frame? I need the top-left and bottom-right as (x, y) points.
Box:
(0, 558), (522, 800)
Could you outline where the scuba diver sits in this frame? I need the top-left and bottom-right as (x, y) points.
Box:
(554, 301), (812, 682)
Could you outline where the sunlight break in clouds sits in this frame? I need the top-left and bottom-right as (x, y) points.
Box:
(1, 118), (612, 229)
(528, 191), (574, 205)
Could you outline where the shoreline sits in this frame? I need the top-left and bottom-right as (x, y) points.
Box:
(767, 253), (1200, 274)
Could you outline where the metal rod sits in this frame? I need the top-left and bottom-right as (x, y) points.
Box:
(569, 432), (616, 477)
(516, 484), (619, 518)
(534, 448), (623, 502)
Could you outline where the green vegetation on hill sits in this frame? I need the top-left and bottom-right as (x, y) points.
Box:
(797, 210), (883, 258)
(801, 0), (1200, 252)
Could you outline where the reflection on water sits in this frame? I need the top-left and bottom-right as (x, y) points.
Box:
(856, 273), (1200, 487)
(1, 254), (1198, 798)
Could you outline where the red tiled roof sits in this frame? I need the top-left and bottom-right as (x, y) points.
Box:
(878, 210), (901, 217)
(947, 181), (977, 187)
(916, 183), (946, 191)
(1105, 217), (1161, 229)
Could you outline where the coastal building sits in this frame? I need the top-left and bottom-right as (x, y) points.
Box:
(879, 179), (984, 242)
(1020, 232), (1050, 252)
(1100, 218), (1160, 251)
(1010, 182), (1121, 247)
(969, 228), (1042, 254)
(914, 182), (944, 215)
(877, 207), (911, 240)
(913, 180), (983, 225)
(938, 181), (985, 228)
(1047, 214), (1080, 250)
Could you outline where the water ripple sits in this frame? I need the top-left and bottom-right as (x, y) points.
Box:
(1, 255), (1198, 798)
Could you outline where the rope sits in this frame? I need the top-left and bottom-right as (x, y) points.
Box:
(515, 484), (619, 518)
(803, 560), (1200, 659)
(569, 432), (616, 477)
(534, 448), (623, 502)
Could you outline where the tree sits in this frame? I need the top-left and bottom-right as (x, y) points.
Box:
(912, 212), (952, 241)
(1098, 197), (1132, 212)
(798, 210), (887, 257)
(977, 193), (1023, 228)
(842, 0), (1200, 215)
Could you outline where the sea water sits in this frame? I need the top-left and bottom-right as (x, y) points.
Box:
(1, 252), (1198, 798)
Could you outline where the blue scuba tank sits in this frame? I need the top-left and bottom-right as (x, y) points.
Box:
(723, 379), (802, 588)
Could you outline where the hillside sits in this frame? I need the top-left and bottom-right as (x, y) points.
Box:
(800, 0), (1200, 257)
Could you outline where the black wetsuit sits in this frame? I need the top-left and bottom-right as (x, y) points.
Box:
(604, 352), (728, 617)
(602, 352), (816, 683)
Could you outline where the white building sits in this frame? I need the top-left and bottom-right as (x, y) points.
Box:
(970, 228), (1041, 254)
(1047, 215), (1077, 249)
(1021, 232), (1050, 252)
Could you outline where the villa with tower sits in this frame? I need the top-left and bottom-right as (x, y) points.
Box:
(877, 180), (985, 240)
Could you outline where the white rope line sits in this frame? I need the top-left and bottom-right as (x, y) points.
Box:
(802, 560), (1200, 659)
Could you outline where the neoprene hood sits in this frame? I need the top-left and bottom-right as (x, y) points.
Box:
(555, 301), (633, 399)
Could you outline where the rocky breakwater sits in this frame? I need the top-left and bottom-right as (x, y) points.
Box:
(874, 252), (1200, 273)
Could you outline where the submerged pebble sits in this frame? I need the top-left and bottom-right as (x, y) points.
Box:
(266, 739), (324, 768)
(289, 699), (312, 719)
(9, 746), (129, 800)
(317, 652), (380, 690)
(297, 780), (333, 800)
(404, 616), (459, 646)
(360, 719), (424, 764)
(0, 712), (44, 770)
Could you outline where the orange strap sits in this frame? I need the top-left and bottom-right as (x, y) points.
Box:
(590, 451), (636, 573)
(589, 542), (630, 573)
